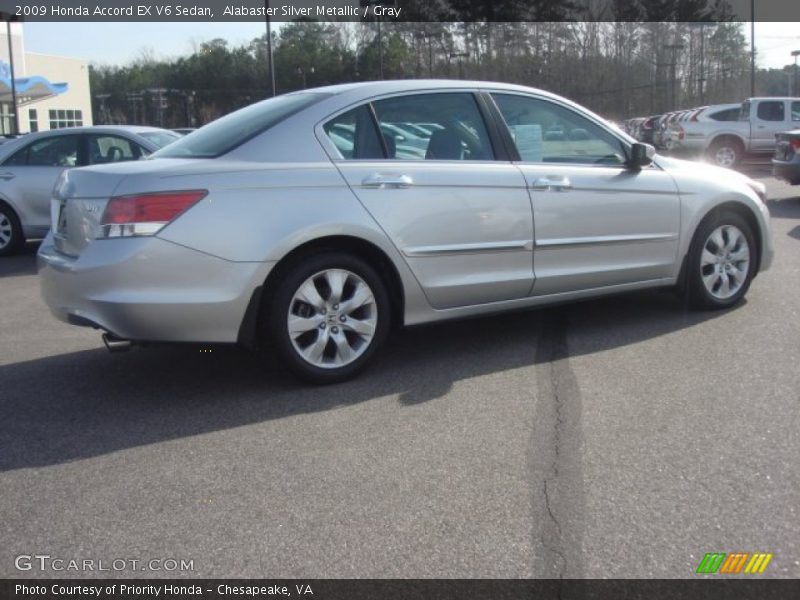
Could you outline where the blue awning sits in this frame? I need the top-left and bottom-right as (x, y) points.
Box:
(0, 75), (68, 105)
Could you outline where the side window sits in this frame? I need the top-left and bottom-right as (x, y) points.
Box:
(371, 93), (495, 161)
(739, 101), (751, 121)
(24, 136), (79, 167)
(3, 146), (29, 166)
(792, 101), (800, 122)
(88, 135), (144, 164)
(756, 101), (785, 122)
(323, 105), (383, 160)
(710, 108), (739, 122)
(491, 93), (626, 165)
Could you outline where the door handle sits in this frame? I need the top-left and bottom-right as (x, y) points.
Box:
(531, 177), (572, 191)
(0, 171), (15, 180)
(361, 174), (413, 188)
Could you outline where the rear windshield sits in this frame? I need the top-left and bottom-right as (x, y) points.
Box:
(138, 130), (182, 148)
(153, 93), (329, 158)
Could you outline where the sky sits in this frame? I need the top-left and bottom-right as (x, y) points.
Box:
(19, 21), (800, 71)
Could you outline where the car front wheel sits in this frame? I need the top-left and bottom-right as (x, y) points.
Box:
(268, 253), (390, 384)
(687, 212), (757, 309)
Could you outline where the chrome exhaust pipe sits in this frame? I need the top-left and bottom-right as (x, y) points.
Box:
(102, 333), (132, 353)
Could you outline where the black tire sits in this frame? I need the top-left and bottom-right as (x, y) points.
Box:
(266, 252), (391, 384)
(707, 137), (743, 169)
(686, 211), (757, 310)
(0, 203), (24, 257)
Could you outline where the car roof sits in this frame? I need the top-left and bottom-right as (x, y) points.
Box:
(295, 79), (579, 106)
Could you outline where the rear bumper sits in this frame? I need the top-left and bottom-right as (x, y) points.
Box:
(38, 233), (275, 343)
(771, 159), (800, 184)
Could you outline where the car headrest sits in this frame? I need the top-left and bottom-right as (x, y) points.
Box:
(425, 129), (462, 160)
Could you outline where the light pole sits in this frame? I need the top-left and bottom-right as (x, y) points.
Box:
(263, 0), (275, 96)
(750, 0), (756, 96)
(792, 50), (800, 97)
(1, 13), (20, 135)
(664, 43), (685, 111)
(362, 1), (392, 79)
(688, 22), (716, 105)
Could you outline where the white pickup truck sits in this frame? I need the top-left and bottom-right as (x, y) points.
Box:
(671, 97), (800, 167)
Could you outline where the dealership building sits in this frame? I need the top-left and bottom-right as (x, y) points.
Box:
(0, 22), (92, 135)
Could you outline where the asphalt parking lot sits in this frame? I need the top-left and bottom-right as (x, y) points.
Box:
(1, 167), (798, 579)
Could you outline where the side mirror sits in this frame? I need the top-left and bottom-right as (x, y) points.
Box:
(628, 143), (655, 169)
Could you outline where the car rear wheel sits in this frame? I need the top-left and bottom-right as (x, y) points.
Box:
(707, 138), (743, 168)
(0, 204), (24, 257)
(687, 212), (756, 309)
(268, 252), (390, 384)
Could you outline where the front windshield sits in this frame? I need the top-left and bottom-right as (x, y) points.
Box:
(153, 93), (329, 159)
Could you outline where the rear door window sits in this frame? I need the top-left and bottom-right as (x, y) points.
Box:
(371, 93), (495, 161)
(756, 101), (785, 122)
(323, 105), (384, 160)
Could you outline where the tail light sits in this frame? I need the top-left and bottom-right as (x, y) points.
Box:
(642, 118), (654, 130)
(677, 126), (685, 140)
(790, 138), (800, 151)
(98, 190), (207, 239)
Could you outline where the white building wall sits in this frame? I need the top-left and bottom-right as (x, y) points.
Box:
(0, 25), (92, 134)
(21, 53), (93, 133)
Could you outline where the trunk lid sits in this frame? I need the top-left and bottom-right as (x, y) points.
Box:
(52, 158), (204, 256)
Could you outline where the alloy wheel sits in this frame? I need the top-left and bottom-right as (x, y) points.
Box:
(0, 213), (13, 249)
(700, 225), (750, 300)
(287, 268), (378, 369)
(714, 146), (737, 168)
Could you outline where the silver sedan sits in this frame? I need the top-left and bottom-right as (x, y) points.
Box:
(38, 81), (773, 382)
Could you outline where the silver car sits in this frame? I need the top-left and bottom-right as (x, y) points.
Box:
(38, 81), (773, 382)
(0, 126), (181, 255)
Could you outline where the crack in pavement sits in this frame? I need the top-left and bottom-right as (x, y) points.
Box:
(530, 306), (586, 580)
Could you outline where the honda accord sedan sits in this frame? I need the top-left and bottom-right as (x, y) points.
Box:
(38, 81), (773, 382)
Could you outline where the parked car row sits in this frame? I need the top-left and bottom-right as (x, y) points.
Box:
(623, 97), (800, 168)
(0, 126), (181, 255)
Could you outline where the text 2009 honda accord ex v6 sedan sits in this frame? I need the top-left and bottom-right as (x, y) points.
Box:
(39, 80), (773, 383)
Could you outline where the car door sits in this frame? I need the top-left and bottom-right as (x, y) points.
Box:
(488, 92), (681, 296)
(320, 91), (534, 309)
(0, 133), (81, 233)
(751, 100), (788, 152)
